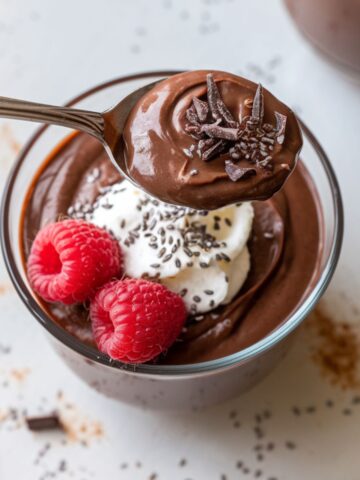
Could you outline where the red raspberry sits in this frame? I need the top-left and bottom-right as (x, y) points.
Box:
(90, 278), (187, 363)
(27, 219), (122, 304)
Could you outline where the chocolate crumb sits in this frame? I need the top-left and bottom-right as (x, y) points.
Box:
(26, 413), (63, 432)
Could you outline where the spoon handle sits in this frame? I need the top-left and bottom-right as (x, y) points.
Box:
(0, 96), (104, 141)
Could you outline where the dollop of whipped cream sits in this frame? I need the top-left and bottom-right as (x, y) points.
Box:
(86, 181), (254, 314)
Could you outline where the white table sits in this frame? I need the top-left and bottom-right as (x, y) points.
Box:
(1, 1), (360, 478)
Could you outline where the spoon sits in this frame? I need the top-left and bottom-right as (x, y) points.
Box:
(0, 80), (160, 188)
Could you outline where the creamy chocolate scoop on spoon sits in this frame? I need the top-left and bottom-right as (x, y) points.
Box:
(120, 70), (302, 210)
(0, 70), (302, 210)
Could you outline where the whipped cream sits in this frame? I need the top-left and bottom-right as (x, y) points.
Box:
(83, 181), (254, 314)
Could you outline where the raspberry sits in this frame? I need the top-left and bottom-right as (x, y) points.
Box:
(27, 219), (122, 304)
(90, 278), (187, 363)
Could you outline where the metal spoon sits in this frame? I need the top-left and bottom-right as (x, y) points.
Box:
(0, 80), (160, 187)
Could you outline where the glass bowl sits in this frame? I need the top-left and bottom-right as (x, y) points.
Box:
(1, 72), (343, 409)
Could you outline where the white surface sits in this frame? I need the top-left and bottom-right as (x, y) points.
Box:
(0, 0), (360, 479)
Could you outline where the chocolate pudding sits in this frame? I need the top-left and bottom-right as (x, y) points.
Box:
(285, 0), (360, 72)
(21, 132), (322, 364)
(117, 71), (302, 210)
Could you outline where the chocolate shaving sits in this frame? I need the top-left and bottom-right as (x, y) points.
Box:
(186, 105), (200, 126)
(225, 160), (256, 182)
(184, 73), (289, 178)
(184, 124), (202, 139)
(202, 140), (228, 162)
(26, 413), (63, 432)
(192, 96), (209, 123)
(275, 111), (287, 144)
(206, 73), (222, 121)
(217, 99), (238, 128)
(201, 123), (239, 141)
(252, 83), (264, 123)
(206, 73), (238, 127)
(198, 138), (217, 152)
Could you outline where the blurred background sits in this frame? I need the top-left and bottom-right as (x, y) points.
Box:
(0, 0), (360, 479)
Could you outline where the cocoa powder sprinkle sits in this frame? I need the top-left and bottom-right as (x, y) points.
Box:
(307, 305), (360, 389)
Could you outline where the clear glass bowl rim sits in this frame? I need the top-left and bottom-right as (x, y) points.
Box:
(0, 71), (344, 376)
